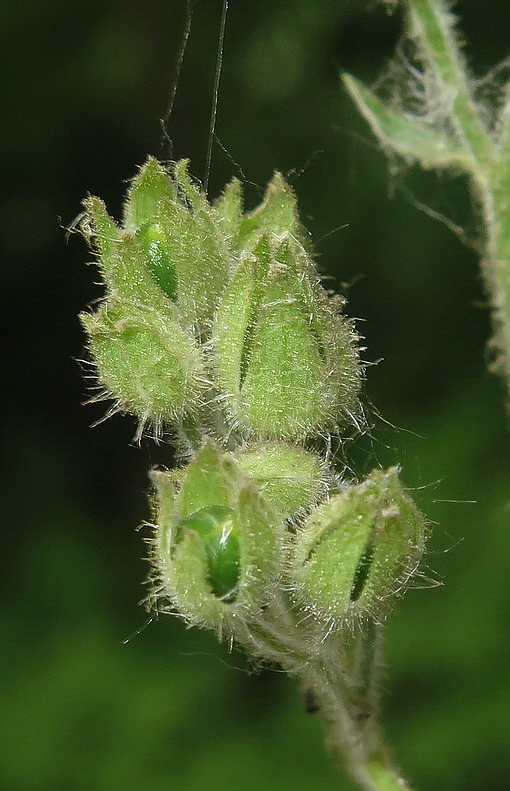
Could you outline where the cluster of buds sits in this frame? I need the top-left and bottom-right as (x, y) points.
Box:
(80, 159), (426, 653)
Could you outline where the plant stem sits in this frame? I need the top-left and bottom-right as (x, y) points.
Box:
(344, 0), (510, 395)
(479, 174), (510, 386)
(407, 0), (491, 164)
(301, 625), (412, 791)
(407, 0), (510, 384)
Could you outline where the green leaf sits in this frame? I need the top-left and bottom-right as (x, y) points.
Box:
(342, 72), (471, 169)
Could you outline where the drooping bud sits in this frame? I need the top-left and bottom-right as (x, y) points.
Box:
(150, 441), (283, 636)
(233, 443), (326, 518)
(212, 231), (362, 439)
(290, 467), (427, 627)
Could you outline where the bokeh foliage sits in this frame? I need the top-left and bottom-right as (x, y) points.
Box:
(1, 1), (510, 790)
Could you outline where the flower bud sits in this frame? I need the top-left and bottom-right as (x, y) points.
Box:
(81, 299), (204, 428)
(212, 232), (361, 439)
(176, 506), (240, 599)
(290, 468), (426, 626)
(135, 223), (178, 301)
(110, 157), (234, 333)
(150, 441), (283, 636)
(233, 443), (326, 518)
(128, 158), (233, 333)
(80, 197), (205, 428)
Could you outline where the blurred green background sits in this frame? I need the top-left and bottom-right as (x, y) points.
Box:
(1, 1), (510, 789)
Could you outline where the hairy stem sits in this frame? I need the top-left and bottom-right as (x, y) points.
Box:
(302, 626), (411, 791)
(344, 0), (510, 397)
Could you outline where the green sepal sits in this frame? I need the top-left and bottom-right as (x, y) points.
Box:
(123, 156), (176, 232)
(176, 440), (239, 514)
(290, 467), (426, 626)
(150, 441), (284, 637)
(211, 252), (258, 405)
(238, 172), (303, 251)
(83, 197), (170, 312)
(214, 177), (244, 240)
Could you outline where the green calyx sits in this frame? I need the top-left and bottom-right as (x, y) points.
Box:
(233, 443), (325, 518)
(80, 197), (205, 428)
(212, 232), (362, 439)
(81, 157), (362, 442)
(79, 157), (430, 683)
(290, 467), (427, 626)
(150, 441), (283, 634)
(80, 300), (203, 425)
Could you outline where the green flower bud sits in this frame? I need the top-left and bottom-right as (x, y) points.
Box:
(212, 232), (362, 439)
(81, 298), (205, 429)
(120, 157), (234, 333)
(176, 506), (240, 600)
(150, 441), (283, 637)
(233, 443), (326, 518)
(290, 468), (426, 627)
(136, 223), (178, 301)
(80, 197), (205, 428)
(151, 160), (233, 332)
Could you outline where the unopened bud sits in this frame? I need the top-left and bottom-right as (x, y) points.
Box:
(212, 232), (361, 439)
(290, 468), (426, 626)
(233, 443), (326, 518)
(80, 197), (204, 426)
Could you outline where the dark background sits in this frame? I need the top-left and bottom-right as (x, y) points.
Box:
(2, 1), (510, 789)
